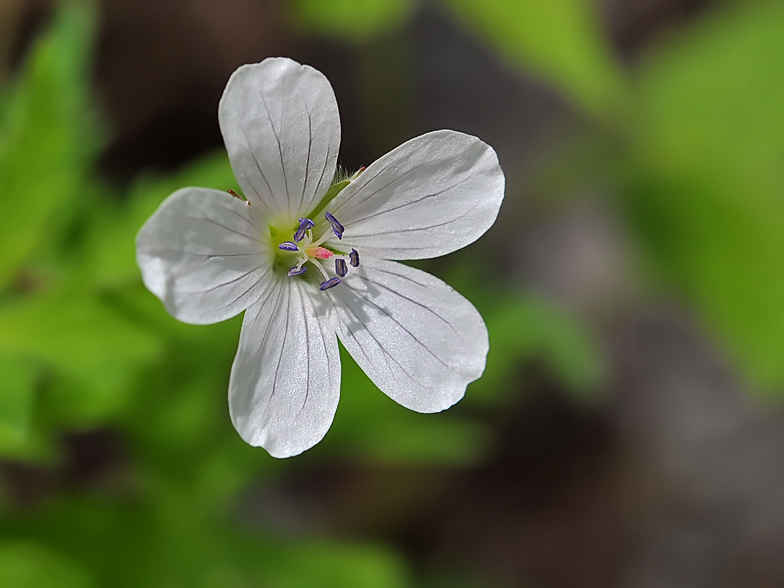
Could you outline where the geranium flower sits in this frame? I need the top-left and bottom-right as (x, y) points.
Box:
(136, 57), (504, 457)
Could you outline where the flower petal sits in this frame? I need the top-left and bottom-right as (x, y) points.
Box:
(328, 258), (488, 412)
(219, 57), (340, 226)
(136, 187), (270, 325)
(330, 130), (504, 260)
(229, 280), (341, 458)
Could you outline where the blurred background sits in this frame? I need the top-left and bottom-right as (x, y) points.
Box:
(1, 0), (784, 586)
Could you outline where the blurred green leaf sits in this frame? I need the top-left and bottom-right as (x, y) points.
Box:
(329, 285), (605, 464)
(2, 497), (413, 588)
(0, 357), (36, 451)
(0, 540), (95, 588)
(264, 539), (412, 588)
(333, 347), (491, 465)
(469, 293), (605, 405)
(0, 0), (99, 289)
(626, 2), (784, 391)
(0, 290), (161, 423)
(442, 0), (627, 117)
(118, 319), (241, 474)
(85, 151), (237, 289)
(289, 0), (415, 42)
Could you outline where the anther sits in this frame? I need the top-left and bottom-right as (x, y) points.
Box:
(335, 258), (348, 277)
(287, 266), (307, 277)
(325, 212), (344, 239)
(293, 218), (314, 242)
(278, 241), (299, 252)
(320, 277), (341, 291)
(349, 249), (360, 267)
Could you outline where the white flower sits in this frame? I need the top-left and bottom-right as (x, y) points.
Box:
(136, 57), (505, 458)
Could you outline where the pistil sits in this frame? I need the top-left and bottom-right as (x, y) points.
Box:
(276, 211), (360, 291)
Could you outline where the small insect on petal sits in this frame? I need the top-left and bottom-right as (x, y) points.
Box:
(335, 258), (348, 277)
(279, 241), (299, 252)
(319, 277), (341, 290)
(325, 212), (344, 240)
(349, 249), (360, 267)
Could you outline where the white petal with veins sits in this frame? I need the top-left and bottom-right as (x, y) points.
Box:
(136, 58), (505, 458)
(136, 187), (269, 325)
(328, 258), (488, 413)
(219, 58), (341, 226)
(229, 279), (341, 458)
(331, 130), (504, 260)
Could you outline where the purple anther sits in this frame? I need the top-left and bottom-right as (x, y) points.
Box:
(349, 248), (360, 267)
(319, 277), (341, 291)
(335, 258), (348, 277)
(325, 212), (344, 240)
(293, 217), (315, 242)
(287, 266), (307, 277)
(279, 241), (299, 252)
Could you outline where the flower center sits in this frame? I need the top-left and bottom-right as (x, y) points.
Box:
(276, 212), (359, 290)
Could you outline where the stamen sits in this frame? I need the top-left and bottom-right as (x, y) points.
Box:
(325, 212), (344, 239)
(309, 258), (331, 281)
(320, 277), (341, 291)
(279, 241), (299, 252)
(277, 214), (358, 292)
(293, 218), (314, 242)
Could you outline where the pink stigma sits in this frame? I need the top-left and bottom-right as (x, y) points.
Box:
(307, 246), (333, 259)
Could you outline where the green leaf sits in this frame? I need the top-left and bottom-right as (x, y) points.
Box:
(1, 497), (413, 588)
(0, 540), (95, 588)
(0, 290), (161, 423)
(332, 347), (492, 465)
(328, 289), (605, 463)
(442, 0), (627, 117)
(263, 539), (412, 588)
(85, 151), (237, 289)
(469, 293), (605, 405)
(0, 357), (37, 452)
(626, 2), (784, 391)
(288, 0), (415, 42)
(0, 1), (100, 289)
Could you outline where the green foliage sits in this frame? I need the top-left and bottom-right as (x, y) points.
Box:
(625, 2), (784, 391)
(0, 358), (37, 453)
(333, 291), (605, 465)
(0, 498), (412, 588)
(333, 346), (493, 465)
(84, 151), (238, 289)
(441, 0), (628, 118)
(471, 293), (606, 405)
(0, 290), (161, 424)
(0, 0), (99, 289)
(288, 0), (415, 42)
(0, 1), (159, 460)
(0, 540), (94, 588)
